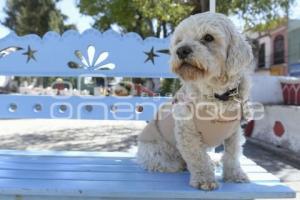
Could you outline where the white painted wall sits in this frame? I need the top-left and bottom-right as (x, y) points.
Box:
(252, 105), (300, 153)
(250, 75), (283, 104)
(0, 76), (9, 87)
(249, 75), (300, 153)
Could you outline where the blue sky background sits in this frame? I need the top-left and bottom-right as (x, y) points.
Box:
(0, 0), (94, 38)
(291, 0), (300, 19)
(0, 0), (300, 39)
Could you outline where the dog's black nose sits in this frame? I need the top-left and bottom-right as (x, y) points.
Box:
(176, 46), (192, 59)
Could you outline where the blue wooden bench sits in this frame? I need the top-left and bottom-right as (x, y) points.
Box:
(0, 29), (295, 199)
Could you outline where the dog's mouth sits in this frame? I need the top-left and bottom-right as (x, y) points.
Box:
(180, 62), (204, 70)
(173, 61), (206, 81)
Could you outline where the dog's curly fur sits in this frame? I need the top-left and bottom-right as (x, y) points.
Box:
(137, 12), (253, 190)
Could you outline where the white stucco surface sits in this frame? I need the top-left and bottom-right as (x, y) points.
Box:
(250, 75), (284, 104)
(0, 76), (9, 87)
(252, 105), (300, 153)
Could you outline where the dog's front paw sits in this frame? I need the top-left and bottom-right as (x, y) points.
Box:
(190, 179), (219, 191)
(190, 173), (219, 191)
(223, 168), (249, 183)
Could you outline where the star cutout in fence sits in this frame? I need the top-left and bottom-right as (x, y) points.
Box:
(144, 47), (159, 64)
(23, 45), (37, 63)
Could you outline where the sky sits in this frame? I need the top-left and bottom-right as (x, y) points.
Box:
(0, 0), (300, 39)
(0, 0), (94, 38)
(290, 0), (300, 19)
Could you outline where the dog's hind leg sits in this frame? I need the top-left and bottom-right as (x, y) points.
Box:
(137, 141), (185, 172)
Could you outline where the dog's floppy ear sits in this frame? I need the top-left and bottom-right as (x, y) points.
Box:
(226, 29), (253, 76)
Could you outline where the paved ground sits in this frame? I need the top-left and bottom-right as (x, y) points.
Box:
(244, 141), (300, 200)
(0, 119), (144, 152)
(0, 119), (299, 199)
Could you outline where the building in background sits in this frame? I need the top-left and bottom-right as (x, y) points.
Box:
(247, 22), (288, 76)
(288, 19), (300, 77)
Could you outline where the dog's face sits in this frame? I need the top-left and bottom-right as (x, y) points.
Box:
(170, 12), (253, 85)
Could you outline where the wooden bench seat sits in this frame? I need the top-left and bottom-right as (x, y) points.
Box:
(0, 150), (295, 200)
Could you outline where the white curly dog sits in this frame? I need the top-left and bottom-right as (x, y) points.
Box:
(137, 12), (253, 191)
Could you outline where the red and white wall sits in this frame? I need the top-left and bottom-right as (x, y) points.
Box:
(247, 75), (300, 153)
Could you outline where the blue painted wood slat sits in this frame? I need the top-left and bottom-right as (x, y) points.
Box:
(0, 154), (255, 165)
(0, 169), (279, 182)
(0, 161), (267, 173)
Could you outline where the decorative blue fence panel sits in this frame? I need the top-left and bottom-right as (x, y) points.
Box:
(0, 29), (174, 78)
(0, 29), (175, 120)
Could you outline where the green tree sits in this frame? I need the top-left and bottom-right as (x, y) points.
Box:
(78, 0), (292, 38)
(2, 0), (74, 36)
(219, 0), (291, 32)
(78, 0), (192, 38)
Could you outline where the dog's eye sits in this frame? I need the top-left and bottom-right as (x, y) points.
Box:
(203, 34), (214, 42)
(175, 38), (182, 45)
